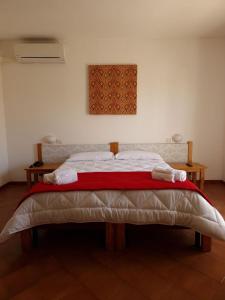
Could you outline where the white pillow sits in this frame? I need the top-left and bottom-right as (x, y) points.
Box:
(67, 151), (114, 161)
(115, 151), (162, 161)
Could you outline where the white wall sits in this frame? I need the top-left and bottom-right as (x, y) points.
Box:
(224, 113), (225, 182)
(2, 38), (225, 181)
(0, 60), (8, 186)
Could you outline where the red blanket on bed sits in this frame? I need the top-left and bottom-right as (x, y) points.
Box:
(22, 172), (211, 204)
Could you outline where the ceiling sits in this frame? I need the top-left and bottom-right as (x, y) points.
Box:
(0, 0), (225, 40)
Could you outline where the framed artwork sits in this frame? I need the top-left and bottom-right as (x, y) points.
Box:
(89, 64), (137, 114)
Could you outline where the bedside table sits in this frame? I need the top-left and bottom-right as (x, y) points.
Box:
(169, 162), (207, 190)
(25, 163), (61, 187)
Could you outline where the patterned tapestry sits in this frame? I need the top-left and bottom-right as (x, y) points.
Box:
(89, 64), (137, 114)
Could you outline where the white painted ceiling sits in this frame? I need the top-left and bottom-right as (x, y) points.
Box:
(0, 0), (225, 40)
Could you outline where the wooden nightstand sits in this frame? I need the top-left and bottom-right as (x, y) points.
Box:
(169, 162), (207, 190)
(25, 163), (61, 187)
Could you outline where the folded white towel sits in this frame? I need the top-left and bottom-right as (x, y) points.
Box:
(54, 168), (78, 185)
(174, 170), (186, 182)
(43, 168), (78, 185)
(152, 167), (186, 182)
(152, 170), (175, 182)
(43, 173), (55, 184)
(153, 167), (174, 175)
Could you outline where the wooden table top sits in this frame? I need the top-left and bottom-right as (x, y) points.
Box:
(169, 162), (207, 172)
(25, 163), (61, 171)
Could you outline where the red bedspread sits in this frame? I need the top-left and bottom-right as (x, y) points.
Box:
(22, 172), (210, 204)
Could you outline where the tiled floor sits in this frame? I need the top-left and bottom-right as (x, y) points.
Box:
(0, 182), (225, 299)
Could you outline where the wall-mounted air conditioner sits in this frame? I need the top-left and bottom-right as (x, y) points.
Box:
(14, 43), (65, 63)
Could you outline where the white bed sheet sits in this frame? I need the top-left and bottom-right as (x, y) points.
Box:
(58, 158), (170, 173)
(1, 159), (225, 242)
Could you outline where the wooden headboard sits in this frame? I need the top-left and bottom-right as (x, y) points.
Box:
(110, 141), (193, 164)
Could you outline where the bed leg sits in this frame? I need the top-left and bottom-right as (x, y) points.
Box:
(195, 231), (201, 248)
(105, 223), (115, 251)
(115, 223), (125, 251)
(21, 229), (33, 252)
(195, 232), (211, 252)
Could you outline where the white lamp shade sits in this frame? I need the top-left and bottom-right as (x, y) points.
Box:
(43, 135), (57, 144)
(172, 134), (183, 143)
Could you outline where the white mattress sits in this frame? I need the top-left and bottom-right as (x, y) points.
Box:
(1, 159), (225, 242)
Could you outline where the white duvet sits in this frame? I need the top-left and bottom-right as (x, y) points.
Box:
(1, 159), (225, 242)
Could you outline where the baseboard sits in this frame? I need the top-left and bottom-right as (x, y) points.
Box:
(0, 181), (10, 190)
(205, 180), (225, 184)
(0, 181), (26, 190)
(7, 181), (26, 185)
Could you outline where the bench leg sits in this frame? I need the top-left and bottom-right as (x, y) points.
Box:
(21, 229), (33, 252)
(105, 223), (126, 251)
(195, 232), (211, 252)
(105, 223), (115, 251)
(20, 228), (39, 252)
(115, 223), (125, 250)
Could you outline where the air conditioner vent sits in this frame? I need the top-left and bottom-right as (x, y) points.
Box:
(14, 43), (65, 63)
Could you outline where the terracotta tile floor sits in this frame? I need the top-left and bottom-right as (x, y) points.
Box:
(0, 182), (225, 299)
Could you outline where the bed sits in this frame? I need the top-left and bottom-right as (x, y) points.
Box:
(0, 141), (225, 252)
